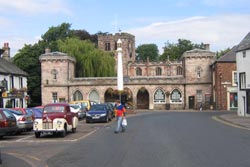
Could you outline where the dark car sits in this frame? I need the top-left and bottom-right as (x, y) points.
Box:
(4, 108), (33, 132)
(86, 104), (112, 123)
(0, 109), (18, 138)
(26, 108), (43, 119)
(104, 102), (115, 118)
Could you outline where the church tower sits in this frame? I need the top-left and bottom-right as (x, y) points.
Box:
(97, 32), (136, 76)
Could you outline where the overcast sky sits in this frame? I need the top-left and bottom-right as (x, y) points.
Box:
(0, 0), (250, 56)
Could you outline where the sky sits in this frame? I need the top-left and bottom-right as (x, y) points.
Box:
(0, 0), (250, 56)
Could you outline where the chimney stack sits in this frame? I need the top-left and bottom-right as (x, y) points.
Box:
(45, 48), (51, 54)
(2, 43), (10, 61)
(204, 44), (210, 51)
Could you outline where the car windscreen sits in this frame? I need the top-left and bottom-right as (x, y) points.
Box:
(43, 106), (65, 113)
(4, 109), (23, 115)
(90, 105), (105, 111)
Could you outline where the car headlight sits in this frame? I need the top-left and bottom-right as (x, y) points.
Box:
(86, 113), (91, 116)
(34, 121), (39, 125)
(100, 113), (107, 117)
(57, 120), (62, 125)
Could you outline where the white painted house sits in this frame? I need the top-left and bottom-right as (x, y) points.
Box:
(0, 43), (28, 108)
(236, 32), (250, 116)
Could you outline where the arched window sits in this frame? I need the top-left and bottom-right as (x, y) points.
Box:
(136, 67), (142, 76)
(73, 90), (83, 101)
(195, 66), (202, 78)
(154, 89), (166, 103)
(156, 67), (162, 76)
(89, 90), (99, 103)
(170, 89), (182, 103)
(177, 66), (183, 75)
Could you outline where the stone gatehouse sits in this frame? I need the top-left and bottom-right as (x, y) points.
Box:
(40, 32), (215, 110)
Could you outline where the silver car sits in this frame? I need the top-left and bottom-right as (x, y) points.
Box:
(3, 109), (33, 132)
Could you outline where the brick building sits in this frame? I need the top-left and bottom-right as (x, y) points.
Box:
(40, 32), (215, 110)
(211, 46), (237, 111)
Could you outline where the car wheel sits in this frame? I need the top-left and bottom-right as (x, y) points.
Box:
(72, 128), (76, 133)
(60, 125), (67, 137)
(35, 132), (41, 138)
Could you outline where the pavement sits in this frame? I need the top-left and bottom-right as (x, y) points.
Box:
(214, 112), (250, 130)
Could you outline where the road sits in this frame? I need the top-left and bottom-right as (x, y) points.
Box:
(1, 111), (250, 167)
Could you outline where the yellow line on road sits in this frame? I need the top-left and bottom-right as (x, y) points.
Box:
(212, 116), (250, 131)
(7, 152), (41, 161)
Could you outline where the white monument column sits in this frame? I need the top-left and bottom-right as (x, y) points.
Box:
(117, 38), (124, 94)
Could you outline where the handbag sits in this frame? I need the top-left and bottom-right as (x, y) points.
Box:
(122, 118), (127, 126)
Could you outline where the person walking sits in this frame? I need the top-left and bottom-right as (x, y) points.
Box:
(114, 100), (126, 134)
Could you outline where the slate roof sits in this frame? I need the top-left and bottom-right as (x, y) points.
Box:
(0, 57), (28, 76)
(237, 32), (250, 52)
(217, 46), (236, 62)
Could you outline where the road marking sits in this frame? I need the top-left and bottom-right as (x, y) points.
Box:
(212, 116), (250, 131)
(16, 134), (34, 141)
(6, 152), (42, 167)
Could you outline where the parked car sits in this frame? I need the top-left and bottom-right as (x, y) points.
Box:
(33, 103), (79, 138)
(26, 108), (43, 119)
(3, 108), (33, 132)
(86, 104), (112, 123)
(69, 104), (85, 120)
(12, 108), (35, 121)
(104, 102), (115, 118)
(69, 100), (97, 111)
(0, 109), (18, 138)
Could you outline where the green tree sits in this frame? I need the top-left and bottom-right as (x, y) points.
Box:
(136, 44), (159, 61)
(12, 23), (75, 106)
(215, 48), (231, 59)
(12, 41), (47, 106)
(57, 38), (115, 77)
(160, 39), (205, 61)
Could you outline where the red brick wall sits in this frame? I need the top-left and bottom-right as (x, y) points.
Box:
(214, 62), (236, 110)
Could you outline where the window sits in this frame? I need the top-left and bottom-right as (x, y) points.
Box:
(52, 92), (58, 103)
(196, 67), (202, 78)
(170, 89), (182, 103)
(239, 72), (246, 90)
(196, 90), (202, 103)
(177, 66), (183, 75)
(232, 71), (237, 86)
(230, 93), (238, 110)
(105, 42), (111, 51)
(9, 76), (14, 89)
(73, 90), (83, 101)
(51, 69), (58, 80)
(243, 51), (246, 58)
(156, 67), (162, 76)
(154, 89), (166, 103)
(59, 98), (66, 102)
(19, 77), (23, 88)
(89, 90), (99, 103)
(136, 67), (142, 76)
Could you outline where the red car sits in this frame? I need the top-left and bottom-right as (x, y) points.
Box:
(33, 103), (79, 138)
(0, 109), (18, 138)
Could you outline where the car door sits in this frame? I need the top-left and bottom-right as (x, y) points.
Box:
(65, 106), (73, 125)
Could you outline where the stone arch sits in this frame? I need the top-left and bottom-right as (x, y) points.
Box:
(136, 87), (149, 109)
(89, 89), (100, 103)
(104, 88), (118, 102)
(72, 90), (83, 101)
(122, 87), (133, 108)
